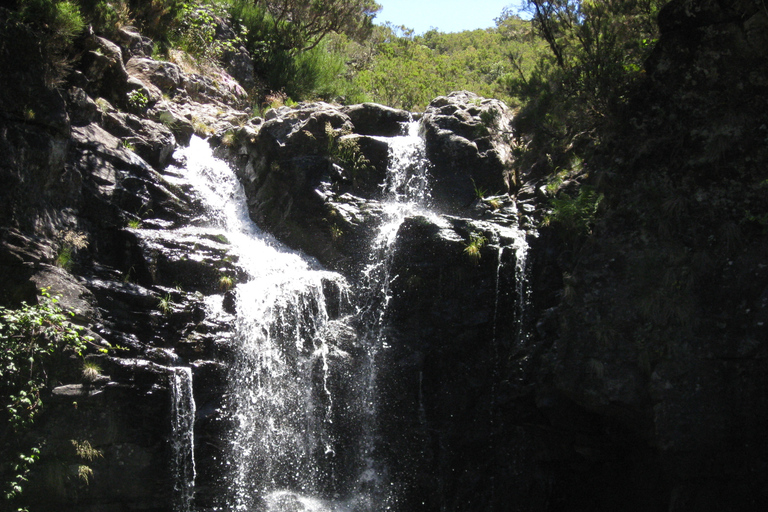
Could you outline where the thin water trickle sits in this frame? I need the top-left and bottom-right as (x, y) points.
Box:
(353, 121), (433, 507)
(168, 365), (196, 512)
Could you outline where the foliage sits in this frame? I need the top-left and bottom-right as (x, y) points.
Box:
(229, 0), (355, 101)
(344, 24), (520, 110)
(55, 230), (88, 271)
(77, 0), (133, 37)
(249, 0), (381, 53)
(81, 360), (102, 383)
(18, 0), (86, 42)
(71, 439), (102, 462)
(325, 122), (370, 178)
(218, 274), (234, 291)
(157, 294), (174, 315)
(126, 89), (149, 113)
(168, 1), (245, 61)
(463, 232), (488, 262)
(509, 1), (664, 155)
(319, 15), (547, 110)
(542, 186), (604, 239)
(1, 290), (91, 509)
(10, 0), (86, 86)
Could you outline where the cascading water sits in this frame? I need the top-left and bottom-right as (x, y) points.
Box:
(169, 365), (196, 512)
(174, 137), (352, 511)
(167, 116), (531, 511)
(351, 121), (433, 509)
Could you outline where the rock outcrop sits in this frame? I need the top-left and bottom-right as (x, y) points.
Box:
(517, 1), (768, 510)
(422, 91), (516, 212)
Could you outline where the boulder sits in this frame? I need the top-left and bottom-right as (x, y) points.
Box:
(80, 34), (129, 103)
(421, 91), (515, 213)
(344, 103), (411, 137)
(66, 87), (103, 127)
(217, 103), (391, 271)
(222, 46), (257, 91)
(126, 57), (183, 96)
(114, 26), (154, 59)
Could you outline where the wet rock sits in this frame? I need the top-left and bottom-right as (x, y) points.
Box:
(422, 91), (515, 213)
(71, 123), (190, 227)
(105, 112), (176, 169)
(216, 102), (389, 271)
(344, 102), (411, 136)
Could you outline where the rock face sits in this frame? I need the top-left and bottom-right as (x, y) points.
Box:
(0, 16), (243, 511)
(422, 91), (516, 212)
(517, 0), (768, 510)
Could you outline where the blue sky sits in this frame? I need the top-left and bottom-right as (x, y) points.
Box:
(374, 0), (521, 35)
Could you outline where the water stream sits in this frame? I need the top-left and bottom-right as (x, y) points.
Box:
(169, 365), (196, 512)
(166, 122), (530, 511)
(351, 121), (433, 510)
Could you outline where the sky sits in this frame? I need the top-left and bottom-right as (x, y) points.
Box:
(375, 0), (521, 35)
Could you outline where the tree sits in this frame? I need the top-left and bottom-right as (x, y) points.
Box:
(254, 0), (381, 52)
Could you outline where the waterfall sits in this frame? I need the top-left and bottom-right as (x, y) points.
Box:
(169, 365), (196, 512)
(352, 121), (432, 509)
(168, 120), (531, 510)
(176, 137), (352, 511)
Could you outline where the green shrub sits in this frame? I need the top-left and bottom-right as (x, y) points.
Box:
(126, 89), (149, 113)
(20, 0), (85, 41)
(463, 232), (488, 262)
(325, 122), (371, 178)
(1, 289), (91, 509)
(542, 186), (604, 238)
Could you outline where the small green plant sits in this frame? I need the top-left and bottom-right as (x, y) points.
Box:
(126, 89), (149, 112)
(121, 139), (135, 151)
(463, 232), (488, 262)
(127, 218), (141, 229)
(55, 230), (88, 270)
(325, 122), (370, 178)
(70, 439), (102, 485)
(486, 197), (503, 210)
(471, 178), (488, 200)
(23, 107), (35, 121)
(55, 246), (74, 270)
(221, 129), (238, 147)
(192, 118), (214, 137)
(157, 294), (174, 316)
(1, 289), (91, 508)
(71, 440), (102, 462)
(218, 275), (234, 292)
(81, 360), (102, 383)
(545, 168), (569, 195)
(329, 224), (343, 241)
(77, 465), (94, 484)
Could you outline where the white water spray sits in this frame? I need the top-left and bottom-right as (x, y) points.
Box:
(169, 365), (196, 512)
(175, 137), (351, 511)
(353, 121), (433, 508)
